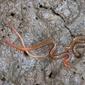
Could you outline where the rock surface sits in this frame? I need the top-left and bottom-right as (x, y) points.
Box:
(0, 0), (85, 85)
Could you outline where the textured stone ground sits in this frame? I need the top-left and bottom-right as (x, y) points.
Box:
(0, 0), (85, 85)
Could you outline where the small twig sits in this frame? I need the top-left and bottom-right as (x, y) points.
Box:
(2, 21), (85, 65)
